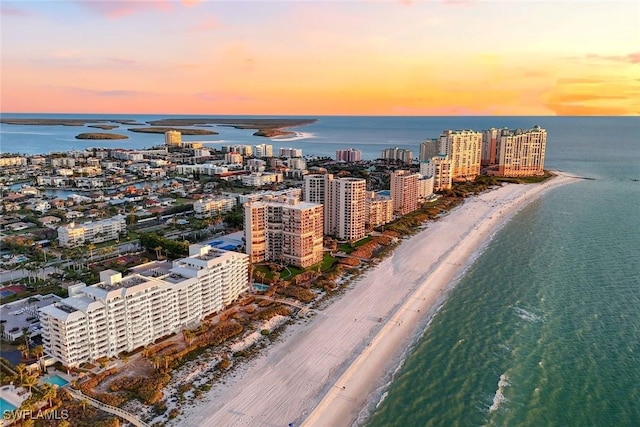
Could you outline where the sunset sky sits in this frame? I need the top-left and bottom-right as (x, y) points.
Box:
(1, 0), (639, 115)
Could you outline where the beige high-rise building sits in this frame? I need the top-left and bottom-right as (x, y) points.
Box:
(328, 177), (366, 241)
(421, 156), (452, 191)
(390, 170), (420, 216)
(304, 174), (366, 241)
(439, 130), (482, 181)
(165, 130), (182, 147)
(364, 191), (393, 228)
(244, 197), (323, 268)
(496, 126), (547, 177)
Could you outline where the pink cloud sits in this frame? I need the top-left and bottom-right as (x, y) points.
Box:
(76, 0), (172, 18)
(108, 57), (139, 65)
(189, 17), (222, 32)
(586, 52), (640, 64)
(1, 5), (32, 16)
(60, 86), (154, 97)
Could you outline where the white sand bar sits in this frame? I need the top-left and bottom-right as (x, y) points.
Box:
(180, 172), (578, 427)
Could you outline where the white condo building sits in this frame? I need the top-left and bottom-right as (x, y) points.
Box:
(279, 148), (303, 158)
(57, 215), (127, 248)
(254, 144), (274, 158)
(304, 174), (366, 241)
(39, 245), (249, 367)
(380, 147), (413, 164)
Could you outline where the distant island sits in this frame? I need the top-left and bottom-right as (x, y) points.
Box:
(0, 118), (143, 126)
(127, 127), (218, 135)
(1, 117), (317, 138)
(148, 118), (317, 138)
(75, 132), (129, 140)
(88, 124), (119, 130)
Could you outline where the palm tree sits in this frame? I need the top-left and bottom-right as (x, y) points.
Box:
(154, 246), (163, 260)
(41, 382), (57, 407)
(21, 327), (31, 356)
(32, 344), (45, 361)
(88, 243), (96, 262)
(182, 329), (194, 346)
(17, 344), (28, 360)
(81, 398), (89, 412)
(15, 363), (28, 383)
(22, 373), (38, 393)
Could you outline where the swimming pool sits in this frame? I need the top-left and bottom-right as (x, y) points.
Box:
(45, 375), (69, 387)
(253, 284), (269, 292)
(0, 397), (17, 413)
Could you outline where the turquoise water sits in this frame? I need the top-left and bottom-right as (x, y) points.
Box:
(0, 397), (17, 413)
(367, 119), (640, 426)
(45, 375), (69, 387)
(253, 284), (270, 292)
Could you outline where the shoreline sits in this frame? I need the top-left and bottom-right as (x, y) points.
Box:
(176, 172), (580, 427)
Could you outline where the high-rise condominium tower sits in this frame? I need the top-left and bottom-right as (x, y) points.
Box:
(420, 155), (453, 191)
(390, 170), (420, 216)
(419, 139), (440, 162)
(165, 130), (182, 147)
(497, 126), (547, 177)
(304, 174), (367, 241)
(336, 148), (362, 162)
(244, 196), (324, 268)
(439, 130), (482, 181)
(380, 147), (414, 164)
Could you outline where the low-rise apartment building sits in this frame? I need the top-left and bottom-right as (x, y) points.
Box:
(194, 197), (237, 219)
(57, 215), (126, 247)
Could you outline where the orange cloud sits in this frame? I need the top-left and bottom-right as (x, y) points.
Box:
(544, 77), (640, 116)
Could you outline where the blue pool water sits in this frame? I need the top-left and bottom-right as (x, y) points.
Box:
(45, 375), (69, 387)
(253, 284), (269, 292)
(0, 397), (17, 413)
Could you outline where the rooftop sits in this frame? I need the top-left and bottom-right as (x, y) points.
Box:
(1, 294), (62, 339)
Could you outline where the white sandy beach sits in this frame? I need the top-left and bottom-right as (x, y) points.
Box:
(179, 172), (578, 427)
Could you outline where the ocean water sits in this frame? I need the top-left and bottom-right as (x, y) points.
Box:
(1, 115), (638, 424)
(366, 117), (640, 426)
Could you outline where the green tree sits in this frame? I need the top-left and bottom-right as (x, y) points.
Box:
(41, 382), (57, 406)
(22, 373), (38, 393)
